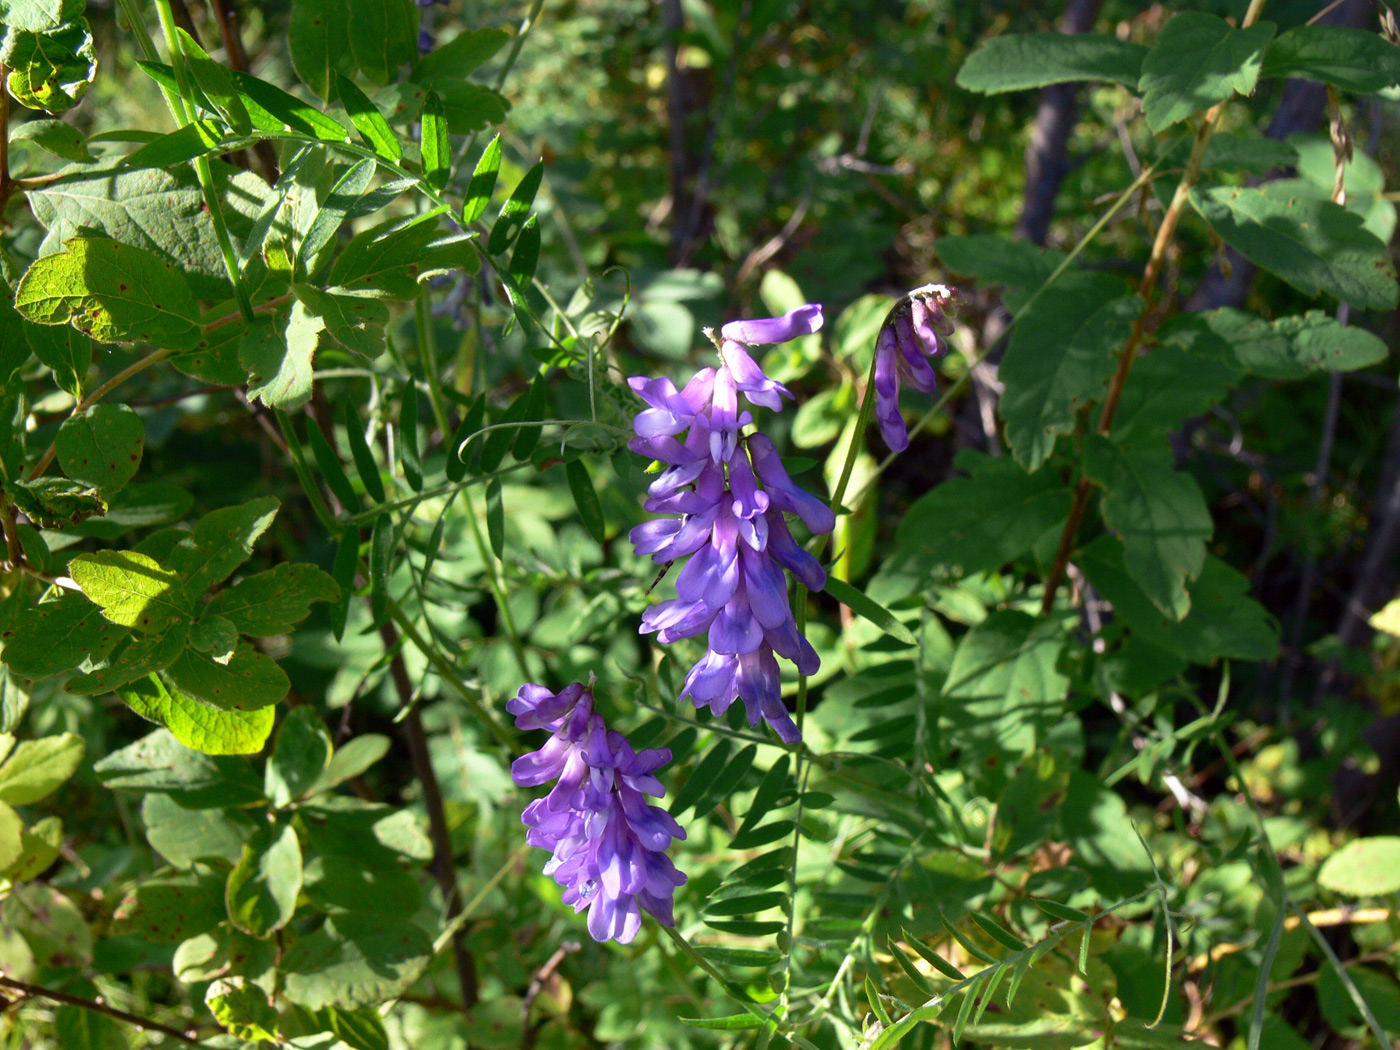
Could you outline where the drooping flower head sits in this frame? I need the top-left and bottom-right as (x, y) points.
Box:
(872, 284), (960, 453)
(629, 306), (833, 744)
(509, 678), (686, 945)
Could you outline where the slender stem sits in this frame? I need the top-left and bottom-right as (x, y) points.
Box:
(0, 975), (209, 1046)
(378, 618), (479, 1009)
(0, 497), (23, 568)
(28, 346), (176, 480)
(387, 599), (515, 749)
(460, 493), (531, 678)
(1038, 0), (1269, 617)
(415, 291), (452, 437)
(274, 409), (339, 532)
(828, 352), (879, 517)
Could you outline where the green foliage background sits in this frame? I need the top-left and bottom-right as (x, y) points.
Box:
(0, 0), (1399, 1048)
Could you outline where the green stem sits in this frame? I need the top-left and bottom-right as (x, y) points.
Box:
(387, 599), (515, 750)
(274, 409), (338, 532)
(461, 493), (531, 678)
(828, 352), (879, 518)
(415, 290), (452, 437)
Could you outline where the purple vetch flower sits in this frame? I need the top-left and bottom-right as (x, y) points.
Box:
(509, 679), (686, 945)
(872, 284), (959, 453)
(629, 306), (832, 744)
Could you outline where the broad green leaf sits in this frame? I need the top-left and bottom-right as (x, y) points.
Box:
(823, 576), (916, 645)
(242, 300), (322, 410)
(335, 74), (402, 162)
(227, 820), (302, 936)
(1, 883), (92, 967)
(119, 674), (273, 756)
(944, 610), (1068, 708)
(168, 496), (279, 592)
(165, 644), (290, 713)
(324, 1008), (391, 1050)
(1290, 138), (1395, 244)
(343, 401), (386, 502)
(1317, 837), (1400, 897)
(878, 449), (1072, 587)
(1199, 132), (1297, 174)
(0, 0), (82, 33)
(378, 77), (508, 135)
(15, 236), (202, 348)
(68, 549), (191, 633)
(420, 91), (449, 192)
(1160, 306), (1387, 380)
(293, 284), (388, 359)
(208, 562), (340, 636)
(1190, 183), (1398, 310)
(25, 312), (91, 395)
(302, 853), (422, 917)
(346, 0), (417, 86)
(65, 625), (188, 694)
(56, 404), (143, 494)
(487, 159), (544, 256)
(999, 275), (1139, 472)
(10, 117), (92, 161)
(0, 293), (31, 383)
(3, 475), (105, 528)
(565, 459), (605, 543)
(300, 797), (432, 864)
(2, 20), (96, 113)
(281, 916), (432, 1009)
(956, 33), (1147, 93)
(175, 28), (251, 135)
(206, 977), (280, 1042)
(410, 26), (509, 84)
(298, 158), (378, 276)
(27, 159), (273, 300)
(111, 869), (225, 943)
(1110, 342), (1240, 447)
(310, 734), (389, 795)
(0, 731), (83, 805)
(188, 614), (237, 663)
(1082, 436), (1211, 620)
(0, 591), (126, 678)
(1260, 25), (1400, 93)
(1138, 13), (1275, 132)
(462, 133), (502, 224)
(328, 211), (444, 299)
(2, 814), (62, 881)
(142, 792), (259, 865)
(94, 728), (264, 806)
(288, 0), (352, 101)
(266, 706), (333, 807)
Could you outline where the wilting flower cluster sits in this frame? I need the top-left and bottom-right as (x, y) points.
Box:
(508, 680), (686, 944)
(873, 284), (959, 453)
(628, 306), (835, 744)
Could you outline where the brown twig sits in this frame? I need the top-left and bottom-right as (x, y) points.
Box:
(204, 0), (279, 183)
(1039, 0), (1271, 616)
(378, 618), (480, 1009)
(0, 974), (208, 1046)
(521, 940), (580, 1048)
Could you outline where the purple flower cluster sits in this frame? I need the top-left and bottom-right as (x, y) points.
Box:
(873, 284), (958, 453)
(508, 680), (686, 944)
(629, 306), (835, 744)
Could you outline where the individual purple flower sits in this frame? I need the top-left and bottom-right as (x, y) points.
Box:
(629, 306), (832, 744)
(872, 284), (959, 453)
(510, 679), (686, 945)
